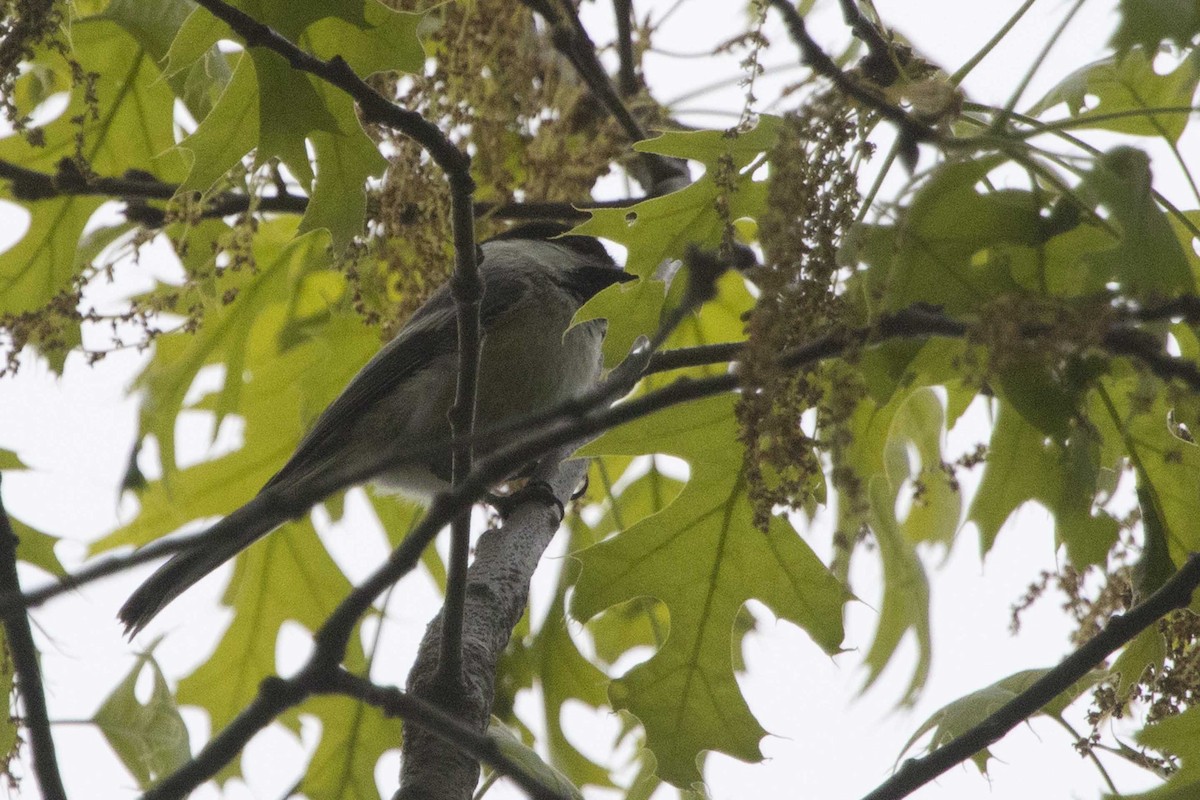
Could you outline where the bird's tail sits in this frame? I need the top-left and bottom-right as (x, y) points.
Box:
(118, 492), (290, 637)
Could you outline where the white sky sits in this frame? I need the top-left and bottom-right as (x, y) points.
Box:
(0, 1), (1195, 799)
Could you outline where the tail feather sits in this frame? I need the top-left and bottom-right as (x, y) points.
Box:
(118, 493), (290, 637)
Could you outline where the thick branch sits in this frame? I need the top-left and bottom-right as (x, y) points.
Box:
(0, 477), (67, 800)
(859, 553), (1200, 800)
(400, 457), (587, 800)
(138, 462), (579, 800)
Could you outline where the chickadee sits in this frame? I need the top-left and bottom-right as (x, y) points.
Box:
(119, 222), (632, 635)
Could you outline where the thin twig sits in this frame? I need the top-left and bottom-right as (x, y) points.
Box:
(949, 0), (1040, 86)
(0, 528), (211, 615)
(0, 477), (67, 800)
(992, 0), (1087, 130)
(858, 553), (1200, 800)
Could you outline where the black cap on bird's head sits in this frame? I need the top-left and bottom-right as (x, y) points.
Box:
(486, 221), (615, 266)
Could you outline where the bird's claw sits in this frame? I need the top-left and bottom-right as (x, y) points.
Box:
(486, 480), (564, 522)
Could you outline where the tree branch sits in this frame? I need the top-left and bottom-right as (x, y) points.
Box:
(0, 158), (646, 226)
(613, 0), (639, 97)
(859, 552), (1200, 800)
(2, 297), (1197, 623)
(518, 0), (688, 194)
(137, 460), (581, 800)
(767, 0), (937, 166)
(0, 476), (67, 800)
(400, 456), (588, 799)
(834, 0), (898, 83)
(163, 2), (487, 795)
(329, 671), (570, 800)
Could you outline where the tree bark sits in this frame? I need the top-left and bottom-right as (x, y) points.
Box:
(396, 455), (587, 800)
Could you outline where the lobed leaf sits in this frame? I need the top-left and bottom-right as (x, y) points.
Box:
(571, 394), (847, 786)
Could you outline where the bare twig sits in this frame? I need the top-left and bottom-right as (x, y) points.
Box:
(0, 477), (67, 800)
(859, 553), (1200, 800)
(0, 528), (212, 615)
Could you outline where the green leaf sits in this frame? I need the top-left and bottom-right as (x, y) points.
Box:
(0, 13), (185, 317)
(305, 1), (425, 77)
(0, 450), (25, 471)
(885, 387), (961, 546)
(1112, 0), (1200, 54)
(835, 387), (963, 700)
(881, 157), (1043, 314)
(633, 116), (781, 166)
(862, 475), (931, 702)
(100, 0), (194, 64)
(162, 8), (237, 119)
(175, 53), (259, 193)
(9, 516), (65, 578)
(571, 394), (847, 786)
(1079, 147), (1194, 297)
(1112, 626), (1166, 701)
(1119, 705), (1200, 800)
(530, 587), (615, 788)
(300, 120), (388, 249)
(127, 223), (337, 486)
(176, 519), (363, 784)
(968, 400), (1118, 566)
(1132, 479), (1177, 600)
(249, 49), (343, 187)
(168, 0), (421, 248)
(297, 689), (401, 800)
(1030, 49), (1200, 144)
(1091, 367), (1200, 563)
(100, 0), (231, 120)
(574, 119), (775, 364)
(94, 651), (191, 788)
(489, 719), (586, 800)
(900, 668), (1101, 773)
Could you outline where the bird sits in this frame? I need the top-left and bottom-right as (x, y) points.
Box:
(118, 222), (632, 635)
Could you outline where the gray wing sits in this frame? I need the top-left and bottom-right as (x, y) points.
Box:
(260, 269), (527, 492)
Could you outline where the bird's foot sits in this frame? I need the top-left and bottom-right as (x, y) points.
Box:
(486, 480), (564, 522)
